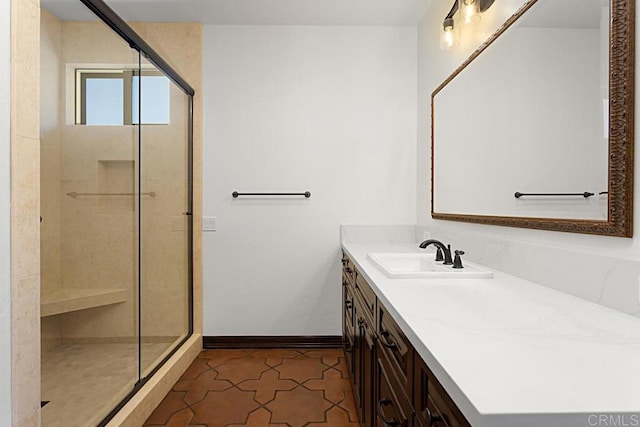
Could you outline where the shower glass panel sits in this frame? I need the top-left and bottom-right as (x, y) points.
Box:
(139, 58), (191, 376)
(40, 11), (143, 426)
(40, 0), (193, 424)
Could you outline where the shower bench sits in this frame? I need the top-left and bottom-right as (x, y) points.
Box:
(40, 288), (127, 317)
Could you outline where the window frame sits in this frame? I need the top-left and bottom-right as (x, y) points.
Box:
(75, 68), (166, 126)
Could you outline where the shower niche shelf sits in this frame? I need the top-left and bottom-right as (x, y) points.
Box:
(41, 288), (127, 317)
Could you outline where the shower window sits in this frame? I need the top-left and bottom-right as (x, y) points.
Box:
(75, 69), (170, 125)
(132, 74), (170, 124)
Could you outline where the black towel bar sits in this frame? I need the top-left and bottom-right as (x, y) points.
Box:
(514, 192), (594, 199)
(232, 191), (311, 198)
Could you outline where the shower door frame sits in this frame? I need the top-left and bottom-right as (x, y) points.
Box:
(77, 1), (195, 425)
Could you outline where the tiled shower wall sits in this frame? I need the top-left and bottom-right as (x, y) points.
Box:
(6, 1), (204, 424)
(40, 8), (62, 354)
(40, 13), (201, 344)
(10, 0), (41, 425)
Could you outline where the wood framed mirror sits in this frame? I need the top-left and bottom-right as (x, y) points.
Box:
(431, 0), (634, 237)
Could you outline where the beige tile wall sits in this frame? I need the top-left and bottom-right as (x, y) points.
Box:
(132, 22), (203, 337)
(51, 21), (201, 341)
(34, 8), (203, 424)
(39, 9), (61, 293)
(11, 0), (41, 425)
(40, 8), (62, 355)
(38, 14), (203, 341)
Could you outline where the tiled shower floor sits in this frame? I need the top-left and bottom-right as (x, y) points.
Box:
(144, 348), (360, 427)
(41, 342), (172, 427)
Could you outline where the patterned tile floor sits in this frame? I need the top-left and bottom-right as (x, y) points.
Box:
(144, 348), (359, 427)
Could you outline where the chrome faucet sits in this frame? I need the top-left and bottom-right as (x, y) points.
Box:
(419, 239), (453, 265)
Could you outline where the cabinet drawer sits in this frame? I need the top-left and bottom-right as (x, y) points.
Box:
(355, 273), (376, 322)
(378, 303), (412, 394)
(376, 353), (412, 427)
(342, 252), (356, 285)
(414, 355), (470, 427)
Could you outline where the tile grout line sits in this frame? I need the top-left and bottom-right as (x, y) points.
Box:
(145, 349), (356, 426)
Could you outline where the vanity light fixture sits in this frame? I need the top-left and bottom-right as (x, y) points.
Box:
(440, 1), (460, 50)
(440, 0), (496, 50)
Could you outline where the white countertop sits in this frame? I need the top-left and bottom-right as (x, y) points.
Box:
(342, 241), (640, 427)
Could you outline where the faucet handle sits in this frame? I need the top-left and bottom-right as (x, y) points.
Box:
(435, 247), (444, 262)
(453, 250), (465, 269)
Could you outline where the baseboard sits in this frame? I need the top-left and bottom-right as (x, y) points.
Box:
(203, 335), (343, 349)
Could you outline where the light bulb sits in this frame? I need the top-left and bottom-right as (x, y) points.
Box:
(462, 0), (480, 25)
(440, 23), (458, 50)
(444, 29), (454, 47)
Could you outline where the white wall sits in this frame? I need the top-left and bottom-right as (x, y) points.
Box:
(203, 25), (417, 335)
(418, 0), (640, 318)
(0, 0), (12, 422)
(418, 0), (528, 224)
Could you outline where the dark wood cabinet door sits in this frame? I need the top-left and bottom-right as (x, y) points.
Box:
(360, 312), (375, 427)
(413, 355), (470, 427)
(342, 270), (356, 382)
(353, 315), (363, 415)
(375, 353), (411, 427)
(343, 278), (354, 341)
(353, 296), (376, 427)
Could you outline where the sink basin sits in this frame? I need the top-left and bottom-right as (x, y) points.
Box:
(367, 253), (493, 279)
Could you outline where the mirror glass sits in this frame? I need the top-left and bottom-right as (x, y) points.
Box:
(433, 0), (619, 224)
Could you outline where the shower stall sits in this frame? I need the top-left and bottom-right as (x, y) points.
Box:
(39, 1), (193, 425)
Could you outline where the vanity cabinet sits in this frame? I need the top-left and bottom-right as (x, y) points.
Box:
(341, 252), (471, 427)
(376, 351), (412, 427)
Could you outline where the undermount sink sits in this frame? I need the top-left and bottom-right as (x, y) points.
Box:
(367, 252), (493, 279)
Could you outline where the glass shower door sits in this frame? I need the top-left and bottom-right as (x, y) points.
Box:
(41, 0), (194, 424)
(138, 59), (192, 376)
(39, 14), (143, 426)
